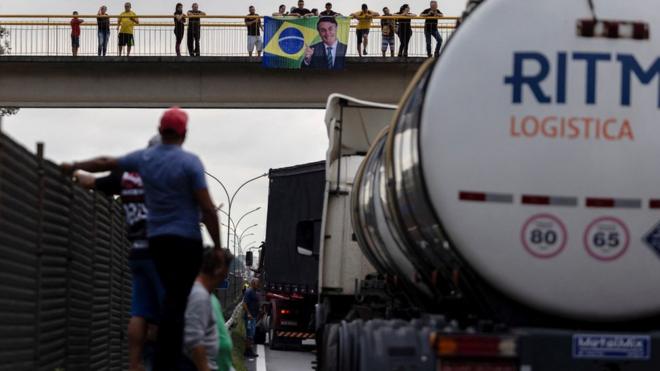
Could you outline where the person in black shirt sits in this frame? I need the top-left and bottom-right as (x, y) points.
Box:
(395, 4), (416, 57)
(173, 3), (186, 56)
(245, 6), (263, 57)
(421, 1), (443, 57)
(320, 2), (341, 16)
(187, 3), (206, 56)
(290, 0), (311, 17)
(272, 4), (289, 16)
(97, 6), (110, 56)
(74, 135), (165, 371)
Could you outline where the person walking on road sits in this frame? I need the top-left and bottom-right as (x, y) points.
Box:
(174, 3), (186, 56)
(61, 107), (225, 371)
(187, 3), (206, 56)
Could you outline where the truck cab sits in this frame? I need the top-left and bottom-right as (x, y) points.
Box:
(314, 95), (397, 323)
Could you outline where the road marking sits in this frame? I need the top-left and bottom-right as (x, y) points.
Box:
(256, 345), (267, 371)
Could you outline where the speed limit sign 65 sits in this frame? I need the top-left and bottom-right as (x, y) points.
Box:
(583, 217), (630, 261)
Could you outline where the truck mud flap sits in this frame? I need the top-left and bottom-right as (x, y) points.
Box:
(271, 330), (316, 350)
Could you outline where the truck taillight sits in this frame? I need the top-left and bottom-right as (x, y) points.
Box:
(280, 309), (290, 315)
(433, 335), (517, 358)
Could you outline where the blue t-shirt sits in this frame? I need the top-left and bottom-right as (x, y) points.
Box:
(243, 288), (259, 318)
(118, 144), (208, 240)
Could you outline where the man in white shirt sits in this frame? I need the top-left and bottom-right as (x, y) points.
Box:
(180, 248), (233, 371)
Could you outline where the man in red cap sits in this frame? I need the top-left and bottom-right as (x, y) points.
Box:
(62, 107), (224, 371)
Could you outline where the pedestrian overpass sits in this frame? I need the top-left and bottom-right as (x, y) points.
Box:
(0, 56), (425, 109)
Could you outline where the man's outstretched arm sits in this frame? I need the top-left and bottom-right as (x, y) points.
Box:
(62, 156), (119, 175)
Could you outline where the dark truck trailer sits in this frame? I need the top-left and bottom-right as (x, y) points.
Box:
(262, 161), (325, 349)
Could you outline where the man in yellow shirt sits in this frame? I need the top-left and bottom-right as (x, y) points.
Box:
(118, 2), (139, 56)
(351, 4), (379, 57)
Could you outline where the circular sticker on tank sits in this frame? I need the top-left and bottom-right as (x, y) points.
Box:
(583, 217), (630, 261)
(521, 214), (567, 259)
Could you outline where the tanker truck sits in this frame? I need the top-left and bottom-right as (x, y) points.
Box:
(294, 0), (660, 369)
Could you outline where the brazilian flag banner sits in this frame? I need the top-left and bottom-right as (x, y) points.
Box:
(263, 16), (350, 70)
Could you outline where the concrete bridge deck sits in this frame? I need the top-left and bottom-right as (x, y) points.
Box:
(0, 56), (426, 109)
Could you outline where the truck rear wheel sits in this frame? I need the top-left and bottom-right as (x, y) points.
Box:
(319, 323), (339, 371)
(267, 315), (278, 350)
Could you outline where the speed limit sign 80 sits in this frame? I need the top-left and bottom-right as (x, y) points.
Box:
(521, 214), (568, 259)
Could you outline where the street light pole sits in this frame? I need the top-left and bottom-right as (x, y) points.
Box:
(238, 233), (255, 249)
(238, 224), (258, 242)
(205, 171), (268, 255)
(205, 171), (267, 279)
(221, 208), (260, 253)
(225, 173), (268, 254)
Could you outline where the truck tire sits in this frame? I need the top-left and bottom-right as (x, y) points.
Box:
(269, 328), (276, 349)
(268, 315), (278, 350)
(255, 323), (266, 345)
(319, 323), (339, 371)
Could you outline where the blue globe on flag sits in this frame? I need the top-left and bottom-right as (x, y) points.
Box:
(278, 28), (305, 55)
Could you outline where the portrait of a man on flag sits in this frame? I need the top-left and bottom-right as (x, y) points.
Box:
(262, 16), (350, 70)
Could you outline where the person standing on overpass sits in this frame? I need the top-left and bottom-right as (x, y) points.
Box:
(70, 11), (84, 57)
(320, 2), (341, 16)
(61, 107), (224, 371)
(97, 6), (111, 56)
(421, 0), (444, 57)
(118, 2), (139, 56)
(174, 3), (186, 56)
(245, 6), (263, 57)
(351, 4), (379, 57)
(187, 3), (206, 56)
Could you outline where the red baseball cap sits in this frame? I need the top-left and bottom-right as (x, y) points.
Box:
(159, 107), (188, 136)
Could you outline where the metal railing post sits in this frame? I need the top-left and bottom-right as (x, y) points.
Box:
(46, 17), (50, 55)
(35, 142), (45, 369)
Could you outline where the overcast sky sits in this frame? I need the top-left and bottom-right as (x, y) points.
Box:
(0, 0), (468, 255)
(2, 109), (328, 255)
(0, 0), (466, 16)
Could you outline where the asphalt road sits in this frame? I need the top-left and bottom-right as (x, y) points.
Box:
(246, 345), (315, 371)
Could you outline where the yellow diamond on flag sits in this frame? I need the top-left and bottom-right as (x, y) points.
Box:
(264, 21), (320, 60)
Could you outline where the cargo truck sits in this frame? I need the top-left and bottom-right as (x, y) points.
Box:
(261, 161), (325, 350)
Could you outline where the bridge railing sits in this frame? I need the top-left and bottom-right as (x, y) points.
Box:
(0, 129), (131, 370)
(0, 15), (457, 57)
